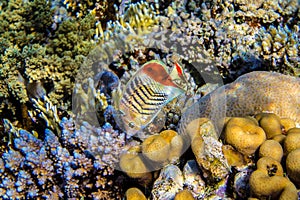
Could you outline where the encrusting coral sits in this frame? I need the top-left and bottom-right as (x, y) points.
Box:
(187, 119), (230, 182)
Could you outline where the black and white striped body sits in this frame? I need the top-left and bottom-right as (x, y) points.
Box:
(119, 74), (183, 135)
(115, 60), (186, 137)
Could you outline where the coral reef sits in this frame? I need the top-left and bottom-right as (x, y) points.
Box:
(180, 112), (300, 199)
(0, 0), (97, 124)
(254, 25), (299, 75)
(151, 164), (184, 200)
(151, 161), (207, 199)
(189, 119), (230, 181)
(1, 0), (300, 199)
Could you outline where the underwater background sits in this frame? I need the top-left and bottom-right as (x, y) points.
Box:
(0, 0), (299, 199)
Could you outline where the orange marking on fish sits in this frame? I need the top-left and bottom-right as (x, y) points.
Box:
(141, 62), (178, 87)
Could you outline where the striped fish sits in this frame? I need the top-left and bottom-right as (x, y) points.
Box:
(113, 60), (187, 137)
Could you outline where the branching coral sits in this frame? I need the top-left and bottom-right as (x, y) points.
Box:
(254, 24), (299, 75)
(0, 0), (53, 48)
(0, 97), (126, 199)
(63, 0), (118, 28)
(0, 0), (98, 121)
(0, 0), (98, 123)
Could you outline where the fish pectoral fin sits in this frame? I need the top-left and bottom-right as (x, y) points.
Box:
(111, 86), (122, 109)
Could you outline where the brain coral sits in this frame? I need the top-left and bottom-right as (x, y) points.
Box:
(179, 71), (300, 136)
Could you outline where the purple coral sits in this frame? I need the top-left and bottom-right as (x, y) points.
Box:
(0, 117), (125, 199)
(2, 150), (24, 173)
(14, 129), (43, 154)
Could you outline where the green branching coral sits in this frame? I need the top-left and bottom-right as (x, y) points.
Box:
(0, 0), (99, 123)
(0, 45), (30, 120)
(0, 0), (53, 121)
(0, 0), (53, 48)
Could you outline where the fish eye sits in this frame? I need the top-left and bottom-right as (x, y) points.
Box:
(128, 122), (135, 128)
(146, 66), (153, 72)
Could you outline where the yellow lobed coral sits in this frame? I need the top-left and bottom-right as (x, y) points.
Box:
(119, 146), (150, 179)
(258, 140), (283, 162)
(142, 129), (184, 164)
(271, 134), (286, 144)
(255, 113), (282, 139)
(142, 134), (170, 163)
(249, 157), (298, 199)
(224, 117), (266, 155)
(222, 145), (245, 167)
(125, 187), (147, 200)
(283, 128), (300, 154)
(286, 148), (300, 187)
(280, 118), (296, 133)
(174, 189), (195, 200)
